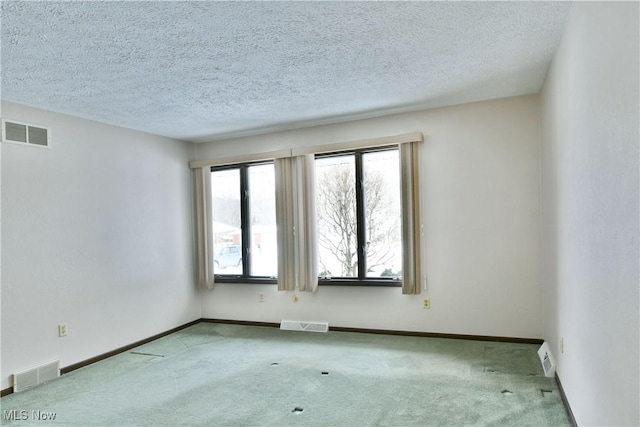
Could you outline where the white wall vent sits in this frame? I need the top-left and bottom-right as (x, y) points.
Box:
(2, 119), (50, 147)
(13, 361), (60, 392)
(537, 342), (556, 378)
(280, 320), (329, 333)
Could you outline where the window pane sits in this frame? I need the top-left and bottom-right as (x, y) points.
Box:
(248, 164), (277, 277)
(211, 168), (242, 275)
(363, 150), (402, 278)
(316, 154), (358, 277)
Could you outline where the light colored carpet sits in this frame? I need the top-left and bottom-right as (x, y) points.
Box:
(1, 323), (571, 426)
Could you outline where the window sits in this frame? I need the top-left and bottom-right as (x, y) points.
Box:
(210, 162), (277, 283)
(315, 147), (402, 286)
(193, 132), (422, 293)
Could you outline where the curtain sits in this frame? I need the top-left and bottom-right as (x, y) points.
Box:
(275, 158), (296, 291)
(194, 167), (215, 290)
(275, 155), (319, 292)
(400, 141), (422, 295)
(295, 155), (318, 292)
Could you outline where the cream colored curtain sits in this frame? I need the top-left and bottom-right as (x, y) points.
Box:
(400, 142), (422, 295)
(275, 155), (318, 292)
(194, 167), (215, 290)
(295, 155), (318, 292)
(275, 158), (296, 291)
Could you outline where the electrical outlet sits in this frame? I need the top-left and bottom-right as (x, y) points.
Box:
(258, 293), (264, 303)
(292, 294), (299, 303)
(422, 298), (430, 309)
(58, 323), (67, 337)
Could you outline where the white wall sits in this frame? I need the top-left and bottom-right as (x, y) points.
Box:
(540, 2), (639, 426)
(0, 102), (201, 390)
(0, 107), (3, 391)
(197, 95), (543, 339)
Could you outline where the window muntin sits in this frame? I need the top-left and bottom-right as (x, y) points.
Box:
(316, 147), (402, 285)
(210, 162), (277, 282)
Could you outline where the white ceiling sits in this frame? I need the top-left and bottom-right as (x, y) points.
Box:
(1, 1), (571, 143)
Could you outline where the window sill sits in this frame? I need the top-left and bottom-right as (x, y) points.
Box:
(214, 276), (277, 285)
(212, 277), (401, 287)
(318, 279), (401, 287)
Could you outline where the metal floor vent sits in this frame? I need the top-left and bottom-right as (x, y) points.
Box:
(280, 320), (329, 333)
(13, 361), (60, 392)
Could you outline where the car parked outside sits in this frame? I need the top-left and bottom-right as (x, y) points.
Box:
(214, 245), (242, 269)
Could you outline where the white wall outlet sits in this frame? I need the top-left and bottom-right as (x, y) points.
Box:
(423, 298), (430, 309)
(292, 294), (299, 303)
(58, 323), (67, 337)
(258, 292), (264, 302)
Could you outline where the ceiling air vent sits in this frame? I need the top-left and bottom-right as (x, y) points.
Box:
(2, 119), (50, 147)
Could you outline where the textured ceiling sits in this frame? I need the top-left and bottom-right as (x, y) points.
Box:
(1, 2), (570, 142)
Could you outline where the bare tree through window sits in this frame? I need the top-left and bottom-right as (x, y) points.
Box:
(316, 150), (401, 279)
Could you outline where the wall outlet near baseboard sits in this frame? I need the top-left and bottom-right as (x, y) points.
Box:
(58, 323), (67, 337)
(422, 298), (430, 309)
